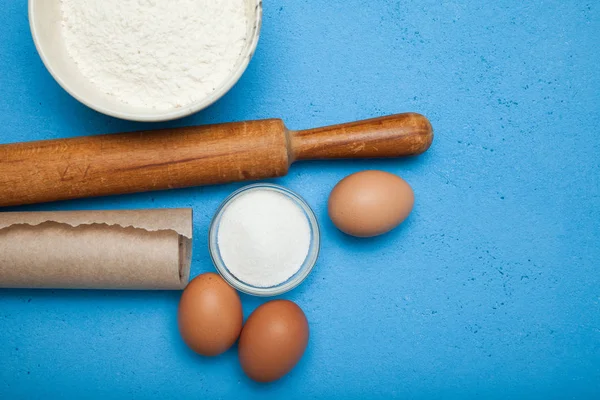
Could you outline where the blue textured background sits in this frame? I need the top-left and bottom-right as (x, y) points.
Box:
(1, 1), (599, 398)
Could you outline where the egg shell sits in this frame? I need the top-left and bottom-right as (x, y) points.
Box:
(328, 170), (414, 237)
(178, 272), (243, 357)
(238, 300), (309, 383)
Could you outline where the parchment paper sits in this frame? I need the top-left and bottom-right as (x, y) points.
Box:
(0, 209), (192, 290)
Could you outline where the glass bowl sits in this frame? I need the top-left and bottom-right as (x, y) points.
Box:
(209, 183), (320, 296)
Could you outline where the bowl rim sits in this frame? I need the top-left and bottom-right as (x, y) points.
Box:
(209, 183), (321, 297)
(28, 0), (263, 122)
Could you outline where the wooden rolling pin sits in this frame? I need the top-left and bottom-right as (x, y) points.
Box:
(0, 113), (433, 207)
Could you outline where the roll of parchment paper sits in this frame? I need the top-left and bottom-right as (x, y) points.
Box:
(0, 209), (192, 290)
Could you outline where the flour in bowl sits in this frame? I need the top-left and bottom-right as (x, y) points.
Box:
(60, 0), (248, 110)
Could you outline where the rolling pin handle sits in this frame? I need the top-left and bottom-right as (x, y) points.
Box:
(289, 113), (433, 161)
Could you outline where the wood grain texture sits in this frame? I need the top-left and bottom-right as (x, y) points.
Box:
(291, 112), (433, 160)
(0, 119), (289, 207)
(0, 113), (433, 206)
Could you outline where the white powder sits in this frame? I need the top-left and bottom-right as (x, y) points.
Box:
(217, 189), (312, 288)
(60, 0), (248, 110)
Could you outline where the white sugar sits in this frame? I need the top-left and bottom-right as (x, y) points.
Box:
(217, 190), (311, 287)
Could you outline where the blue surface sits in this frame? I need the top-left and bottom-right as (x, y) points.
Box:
(1, 0), (599, 398)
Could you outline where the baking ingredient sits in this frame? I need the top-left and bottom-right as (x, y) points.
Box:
(238, 300), (309, 383)
(178, 273), (243, 356)
(328, 170), (414, 237)
(217, 189), (311, 287)
(60, 0), (248, 110)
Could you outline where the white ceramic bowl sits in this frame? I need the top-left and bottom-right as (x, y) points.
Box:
(28, 0), (262, 122)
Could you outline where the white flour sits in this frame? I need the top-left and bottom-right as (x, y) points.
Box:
(217, 189), (311, 288)
(60, 0), (248, 110)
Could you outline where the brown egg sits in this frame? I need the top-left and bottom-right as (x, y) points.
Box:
(328, 170), (414, 237)
(238, 300), (309, 383)
(178, 273), (243, 356)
